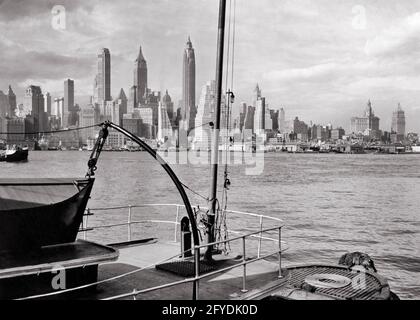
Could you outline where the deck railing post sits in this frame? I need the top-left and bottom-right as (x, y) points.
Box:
(84, 209), (90, 240)
(174, 205), (180, 242)
(241, 236), (248, 293)
(278, 227), (282, 278)
(128, 205), (132, 242)
(257, 215), (263, 258)
(193, 246), (200, 300)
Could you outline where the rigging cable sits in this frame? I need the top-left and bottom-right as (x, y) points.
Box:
(215, 0), (236, 254)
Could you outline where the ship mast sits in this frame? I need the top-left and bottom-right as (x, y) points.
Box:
(205, 0), (227, 261)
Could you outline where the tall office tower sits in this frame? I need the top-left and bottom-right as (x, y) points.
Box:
(79, 106), (96, 144)
(114, 88), (127, 126)
(194, 80), (216, 151)
(182, 36), (196, 132)
(391, 103), (406, 138)
(93, 48), (111, 104)
(127, 85), (137, 114)
(161, 90), (174, 126)
(243, 106), (255, 131)
(134, 46), (148, 105)
(44, 92), (51, 115)
(350, 100), (380, 138)
(64, 79), (74, 112)
(279, 108), (285, 133)
(254, 97), (266, 134)
(254, 83), (261, 103)
(157, 101), (173, 143)
(23, 85), (46, 133)
(7, 85), (16, 117)
(0, 90), (8, 118)
(270, 109), (279, 131)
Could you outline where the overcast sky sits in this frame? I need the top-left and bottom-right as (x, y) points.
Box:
(1, 0), (420, 132)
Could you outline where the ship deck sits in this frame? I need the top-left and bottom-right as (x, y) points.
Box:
(72, 240), (286, 300)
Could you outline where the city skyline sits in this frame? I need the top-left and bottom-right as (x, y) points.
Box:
(2, 0), (420, 132)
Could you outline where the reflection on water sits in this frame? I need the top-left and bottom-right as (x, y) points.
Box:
(1, 151), (419, 299)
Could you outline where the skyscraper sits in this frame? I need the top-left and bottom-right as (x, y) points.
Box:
(194, 80), (216, 151)
(182, 36), (196, 132)
(350, 100), (380, 138)
(161, 90), (174, 126)
(279, 108), (285, 133)
(391, 103), (406, 138)
(64, 79), (74, 112)
(93, 48), (111, 104)
(7, 85), (16, 117)
(114, 88), (127, 126)
(23, 85), (46, 133)
(134, 46), (148, 105)
(44, 92), (51, 115)
(157, 101), (173, 143)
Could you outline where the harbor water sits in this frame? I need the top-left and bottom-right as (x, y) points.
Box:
(1, 151), (419, 299)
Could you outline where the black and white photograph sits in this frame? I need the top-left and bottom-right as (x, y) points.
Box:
(0, 0), (418, 309)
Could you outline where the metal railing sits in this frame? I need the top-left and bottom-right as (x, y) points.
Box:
(102, 225), (285, 300)
(80, 203), (284, 258)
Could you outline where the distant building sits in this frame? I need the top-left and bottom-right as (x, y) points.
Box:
(114, 88), (127, 126)
(279, 108), (285, 133)
(157, 101), (173, 143)
(23, 85), (47, 134)
(79, 105), (98, 144)
(134, 46), (148, 105)
(270, 109), (279, 131)
(161, 90), (174, 127)
(44, 92), (51, 115)
(3, 117), (25, 144)
(391, 103), (405, 141)
(331, 127), (345, 140)
(242, 106), (254, 133)
(182, 37), (196, 133)
(93, 48), (111, 104)
(64, 79), (74, 112)
(292, 117), (308, 137)
(194, 80), (216, 151)
(254, 97), (265, 134)
(350, 100), (380, 138)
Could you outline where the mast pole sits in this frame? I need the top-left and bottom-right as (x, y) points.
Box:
(205, 0), (227, 261)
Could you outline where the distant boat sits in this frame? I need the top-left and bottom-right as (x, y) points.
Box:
(0, 146), (28, 162)
(0, 178), (94, 252)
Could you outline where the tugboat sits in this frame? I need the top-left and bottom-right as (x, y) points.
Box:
(0, 145), (29, 162)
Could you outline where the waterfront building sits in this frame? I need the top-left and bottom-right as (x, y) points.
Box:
(93, 48), (111, 104)
(391, 103), (405, 141)
(292, 117), (308, 137)
(3, 117), (25, 145)
(79, 106), (98, 145)
(105, 130), (125, 149)
(350, 100), (380, 138)
(134, 46), (148, 105)
(182, 37), (196, 132)
(331, 128), (345, 140)
(127, 85), (137, 114)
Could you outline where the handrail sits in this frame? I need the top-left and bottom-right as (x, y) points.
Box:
(81, 203), (286, 256)
(102, 225), (285, 300)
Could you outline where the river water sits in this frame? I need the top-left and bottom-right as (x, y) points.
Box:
(1, 151), (419, 299)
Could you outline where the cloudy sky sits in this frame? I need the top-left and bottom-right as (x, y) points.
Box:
(1, 0), (420, 132)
